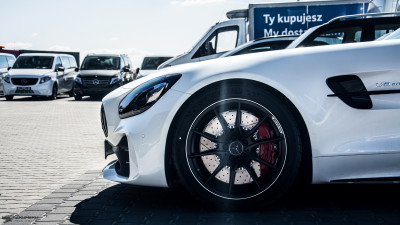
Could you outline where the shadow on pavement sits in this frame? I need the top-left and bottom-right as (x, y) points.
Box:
(69, 183), (400, 225)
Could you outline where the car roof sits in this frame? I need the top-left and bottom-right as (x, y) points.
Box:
(18, 53), (73, 57)
(328, 11), (400, 24)
(0, 53), (16, 57)
(85, 54), (126, 57)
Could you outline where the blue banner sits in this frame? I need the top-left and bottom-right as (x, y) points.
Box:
(253, 3), (366, 39)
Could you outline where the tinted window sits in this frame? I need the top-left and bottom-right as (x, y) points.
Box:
(6, 56), (15, 67)
(61, 56), (71, 69)
(0, 56), (8, 69)
(68, 57), (77, 68)
(81, 56), (120, 70)
(374, 24), (399, 39)
(141, 57), (173, 70)
(13, 56), (54, 69)
(233, 40), (293, 56)
(305, 27), (362, 47)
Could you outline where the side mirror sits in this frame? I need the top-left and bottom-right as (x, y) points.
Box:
(7, 67), (11, 71)
(57, 67), (65, 72)
(136, 68), (140, 74)
(75, 68), (79, 72)
(123, 66), (130, 72)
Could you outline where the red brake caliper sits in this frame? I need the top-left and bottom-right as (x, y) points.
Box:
(258, 120), (276, 177)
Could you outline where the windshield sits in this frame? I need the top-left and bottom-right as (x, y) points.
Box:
(141, 57), (172, 70)
(13, 56), (54, 69)
(81, 56), (120, 70)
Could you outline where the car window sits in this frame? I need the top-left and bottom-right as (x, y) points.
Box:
(55, 57), (62, 69)
(216, 30), (238, 53)
(68, 57), (77, 68)
(81, 56), (120, 70)
(13, 56), (54, 69)
(233, 40), (293, 56)
(193, 26), (239, 58)
(0, 56), (8, 69)
(141, 57), (173, 70)
(6, 56), (15, 67)
(374, 24), (399, 39)
(61, 56), (71, 69)
(305, 26), (362, 47)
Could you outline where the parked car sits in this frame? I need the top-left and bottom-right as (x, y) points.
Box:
(74, 54), (133, 100)
(3, 53), (77, 100)
(100, 29), (400, 210)
(220, 35), (298, 57)
(287, 12), (400, 49)
(137, 56), (172, 79)
(0, 53), (16, 96)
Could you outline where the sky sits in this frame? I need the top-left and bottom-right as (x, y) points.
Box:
(1, 0), (320, 66)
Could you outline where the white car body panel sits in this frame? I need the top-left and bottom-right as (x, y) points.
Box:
(102, 39), (400, 187)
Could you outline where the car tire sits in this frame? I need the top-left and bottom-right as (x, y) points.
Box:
(48, 85), (57, 100)
(5, 95), (14, 101)
(68, 86), (74, 97)
(74, 94), (82, 101)
(170, 81), (302, 210)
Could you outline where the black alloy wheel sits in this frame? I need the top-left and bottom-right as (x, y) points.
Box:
(186, 99), (287, 200)
(170, 82), (302, 210)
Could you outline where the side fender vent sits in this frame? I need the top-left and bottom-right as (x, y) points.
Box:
(326, 75), (372, 109)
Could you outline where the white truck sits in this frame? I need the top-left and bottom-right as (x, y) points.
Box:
(159, 0), (397, 69)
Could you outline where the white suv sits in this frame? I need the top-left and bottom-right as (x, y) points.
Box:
(3, 53), (78, 100)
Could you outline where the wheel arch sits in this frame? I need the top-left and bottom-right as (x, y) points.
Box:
(165, 78), (312, 188)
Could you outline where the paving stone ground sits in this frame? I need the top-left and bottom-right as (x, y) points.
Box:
(0, 96), (115, 224)
(1, 95), (400, 225)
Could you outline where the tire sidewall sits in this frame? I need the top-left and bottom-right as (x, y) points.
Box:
(171, 82), (302, 209)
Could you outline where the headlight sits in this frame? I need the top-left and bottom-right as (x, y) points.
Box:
(118, 74), (181, 119)
(40, 76), (52, 84)
(110, 75), (121, 85)
(4, 76), (10, 84)
(75, 76), (82, 84)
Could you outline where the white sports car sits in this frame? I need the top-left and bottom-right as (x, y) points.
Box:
(101, 38), (400, 209)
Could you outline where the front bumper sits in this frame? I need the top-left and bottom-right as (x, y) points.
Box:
(101, 85), (190, 187)
(3, 81), (53, 96)
(75, 82), (121, 96)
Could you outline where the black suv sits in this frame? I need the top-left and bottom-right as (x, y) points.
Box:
(74, 54), (133, 100)
(288, 12), (400, 48)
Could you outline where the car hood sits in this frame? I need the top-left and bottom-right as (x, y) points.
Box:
(79, 70), (119, 77)
(8, 69), (53, 76)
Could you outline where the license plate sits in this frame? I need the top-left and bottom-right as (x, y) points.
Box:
(17, 87), (31, 91)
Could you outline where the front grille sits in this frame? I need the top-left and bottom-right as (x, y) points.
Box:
(82, 76), (111, 86)
(11, 78), (38, 86)
(101, 104), (108, 137)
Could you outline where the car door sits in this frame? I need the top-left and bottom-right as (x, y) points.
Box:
(60, 56), (73, 92)
(55, 57), (66, 92)
(189, 19), (247, 63)
(65, 56), (78, 91)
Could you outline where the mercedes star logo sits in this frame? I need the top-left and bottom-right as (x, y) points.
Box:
(21, 79), (28, 85)
(229, 141), (244, 156)
(93, 79), (99, 85)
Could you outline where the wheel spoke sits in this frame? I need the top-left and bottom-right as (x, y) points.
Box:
(246, 137), (283, 149)
(192, 130), (220, 143)
(228, 165), (237, 195)
(244, 115), (268, 138)
(213, 107), (229, 132)
(188, 150), (227, 158)
(206, 159), (228, 183)
(235, 102), (242, 134)
(245, 165), (261, 190)
(248, 154), (278, 170)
